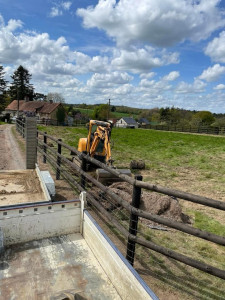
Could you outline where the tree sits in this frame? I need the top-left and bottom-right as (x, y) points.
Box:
(56, 106), (66, 124)
(194, 111), (215, 125)
(0, 66), (7, 94)
(10, 65), (34, 100)
(92, 104), (110, 121)
(0, 66), (9, 112)
(33, 93), (46, 101)
(46, 92), (65, 103)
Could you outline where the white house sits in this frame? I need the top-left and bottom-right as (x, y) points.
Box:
(116, 117), (138, 129)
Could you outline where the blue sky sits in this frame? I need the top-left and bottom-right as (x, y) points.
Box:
(1, 0), (225, 112)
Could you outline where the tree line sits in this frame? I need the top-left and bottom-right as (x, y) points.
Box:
(67, 104), (223, 127)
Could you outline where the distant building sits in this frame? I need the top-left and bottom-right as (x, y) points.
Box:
(5, 100), (64, 121)
(138, 118), (150, 126)
(115, 117), (138, 129)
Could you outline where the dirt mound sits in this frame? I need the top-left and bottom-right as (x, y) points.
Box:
(92, 182), (191, 226)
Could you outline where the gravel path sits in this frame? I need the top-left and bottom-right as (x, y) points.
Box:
(0, 124), (25, 170)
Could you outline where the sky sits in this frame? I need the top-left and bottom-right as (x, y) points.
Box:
(0, 0), (225, 112)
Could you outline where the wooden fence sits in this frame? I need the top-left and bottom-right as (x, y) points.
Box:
(141, 123), (225, 136)
(16, 119), (225, 286)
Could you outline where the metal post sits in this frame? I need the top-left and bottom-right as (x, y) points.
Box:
(43, 132), (47, 163)
(126, 175), (142, 266)
(80, 152), (87, 189)
(56, 139), (62, 180)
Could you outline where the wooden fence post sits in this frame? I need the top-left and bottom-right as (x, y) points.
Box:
(43, 132), (47, 163)
(56, 139), (62, 180)
(126, 175), (143, 266)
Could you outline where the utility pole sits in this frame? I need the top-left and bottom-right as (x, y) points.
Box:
(107, 98), (111, 120)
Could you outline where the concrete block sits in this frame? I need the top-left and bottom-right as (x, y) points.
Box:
(41, 171), (55, 197)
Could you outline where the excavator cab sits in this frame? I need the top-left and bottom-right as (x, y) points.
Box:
(78, 120), (113, 165)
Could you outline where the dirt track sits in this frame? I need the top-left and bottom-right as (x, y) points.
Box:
(0, 124), (25, 170)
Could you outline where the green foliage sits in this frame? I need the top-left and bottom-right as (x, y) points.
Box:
(111, 105), (116, 112)
(92, 104), (110, 121)
(10, 65), (34, 100)
(0, 94), (10, 113)
(56, 106), (66, 123)
(211, 118), (225, 127)
(0, 66), (9, 112)
(194, 111), (215, 125)
(33, 93), (46, 101)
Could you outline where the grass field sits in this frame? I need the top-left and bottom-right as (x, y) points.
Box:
(76, 107), (139, 119)
(38, 125), (225, 299)
(38, 125), (225, 199)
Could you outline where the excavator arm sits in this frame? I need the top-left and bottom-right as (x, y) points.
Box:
(89, 125), (112, 164)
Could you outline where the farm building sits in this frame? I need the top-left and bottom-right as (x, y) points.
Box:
(138, 118), (150, 126)
(116, 117), (138, 128)
(5, 100), (64, 121)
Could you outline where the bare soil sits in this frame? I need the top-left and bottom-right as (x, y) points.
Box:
(0, 124), (25, 170)
(0, 124), (78, 202)
(0, 170), (45, 205)
(92, 181), (191, 226)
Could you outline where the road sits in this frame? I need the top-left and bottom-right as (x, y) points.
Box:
(0, 124), (25, 170)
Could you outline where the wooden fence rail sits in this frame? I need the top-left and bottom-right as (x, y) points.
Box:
(36, 130), (225, 278)
(15, 122), (225, 281)
(142, 124), (225, 136)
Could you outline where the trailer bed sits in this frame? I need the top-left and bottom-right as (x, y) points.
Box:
(0, 233), (121, 299)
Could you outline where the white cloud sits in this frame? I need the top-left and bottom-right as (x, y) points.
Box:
(140, 72), (155, 79)
(62, 2), (72, 11)
(199, 64), (225, 82)
(175, 79), (206, 93)
(111, 47), (179, 73)
(205, 31), (225, 63)
(214, 84), (225, 90)
(50, 7), (63, 17)
(50, 1), (72, 17)
(114, 84), (133, 95)
(77, 0), (225, 47)
(139, 78), (172, 92)
(87, 72), (133, 88)
(162, 71), (180, 81)
(6, 19), (23, 31)
(73, 51), (110, 74)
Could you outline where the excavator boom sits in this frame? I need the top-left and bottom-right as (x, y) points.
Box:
(77, 119), (131, 184)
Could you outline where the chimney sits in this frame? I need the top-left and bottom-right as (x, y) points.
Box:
(49, 100), (53, 104)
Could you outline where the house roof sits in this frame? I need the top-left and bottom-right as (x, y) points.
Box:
(5, 100), (25, 111)
(6, 100), (61, 114)
(138, 118), (150, 124)
(120, 117), (137, 124)
(39, 102), (61, 114)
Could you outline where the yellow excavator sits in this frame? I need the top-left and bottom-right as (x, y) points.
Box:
(77, 120), (131, 183)
(78, 120), (113, 165)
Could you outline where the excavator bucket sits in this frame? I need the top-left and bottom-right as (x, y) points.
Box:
(96, 168), (132, 185)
